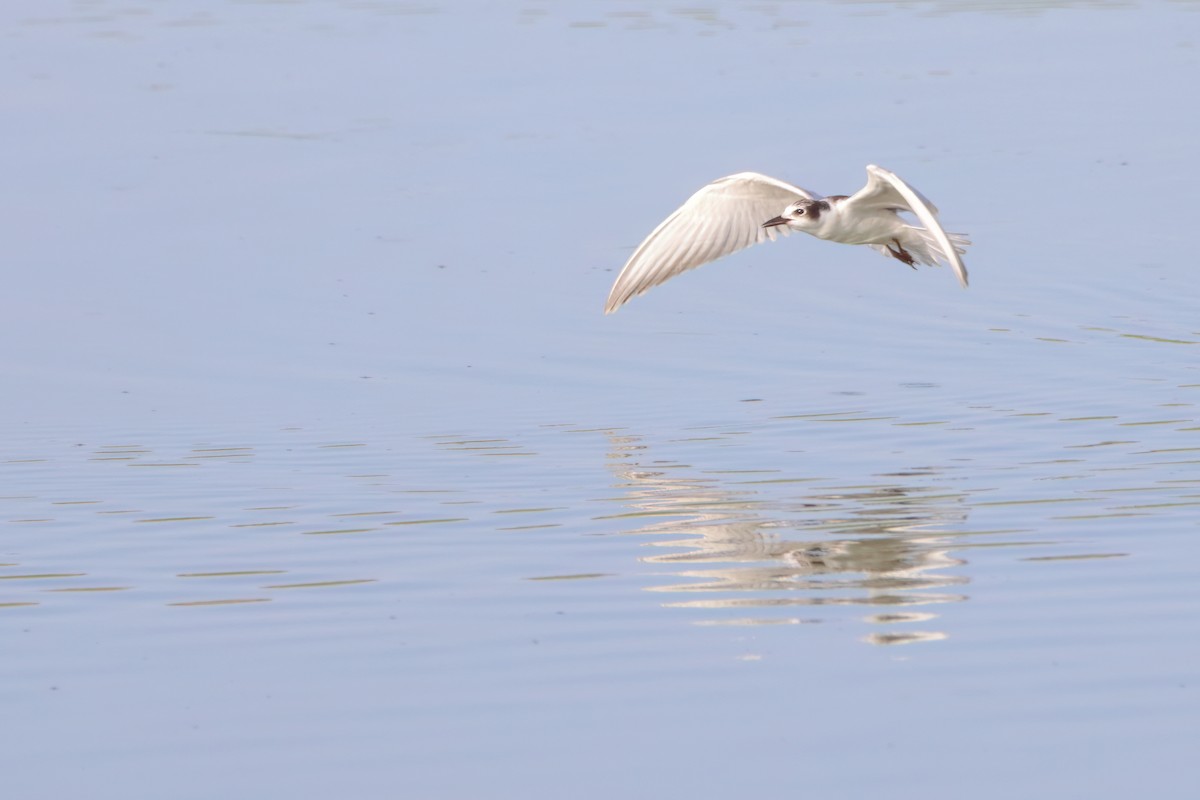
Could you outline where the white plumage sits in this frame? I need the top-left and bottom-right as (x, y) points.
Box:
(605, 164), (970, 314)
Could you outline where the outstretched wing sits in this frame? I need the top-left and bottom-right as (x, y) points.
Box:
(841, 164), (968, 288)
(605, 172), (814, 313)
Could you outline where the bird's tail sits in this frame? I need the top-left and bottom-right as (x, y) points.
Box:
(871, 227), (971, 268)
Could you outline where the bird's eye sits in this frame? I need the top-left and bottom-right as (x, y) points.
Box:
(794, 207), (806, 216)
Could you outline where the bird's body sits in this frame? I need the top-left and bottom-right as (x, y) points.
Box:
(604, 165), (970, 314)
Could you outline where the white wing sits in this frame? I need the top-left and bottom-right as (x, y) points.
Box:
(842, 164), (968, 288)
(605, 172), (813, 313)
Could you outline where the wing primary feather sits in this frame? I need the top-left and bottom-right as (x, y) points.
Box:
(604, 172), (811, 313)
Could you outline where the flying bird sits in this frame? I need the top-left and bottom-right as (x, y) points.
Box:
(604, 164), (970, 314)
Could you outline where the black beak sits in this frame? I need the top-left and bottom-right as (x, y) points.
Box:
(761, 216), (788, 229)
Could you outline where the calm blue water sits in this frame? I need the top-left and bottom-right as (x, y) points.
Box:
(3, 1), (1199, 798)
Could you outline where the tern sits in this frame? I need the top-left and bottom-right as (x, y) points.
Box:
(604, 164), (970, 313)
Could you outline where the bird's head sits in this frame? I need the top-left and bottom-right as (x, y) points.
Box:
(762, 198), (828, 231)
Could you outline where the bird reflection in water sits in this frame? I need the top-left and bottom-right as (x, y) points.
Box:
(605, 434), (971, 645)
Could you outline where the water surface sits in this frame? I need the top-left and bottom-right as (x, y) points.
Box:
(3, 1), (1199, 798)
